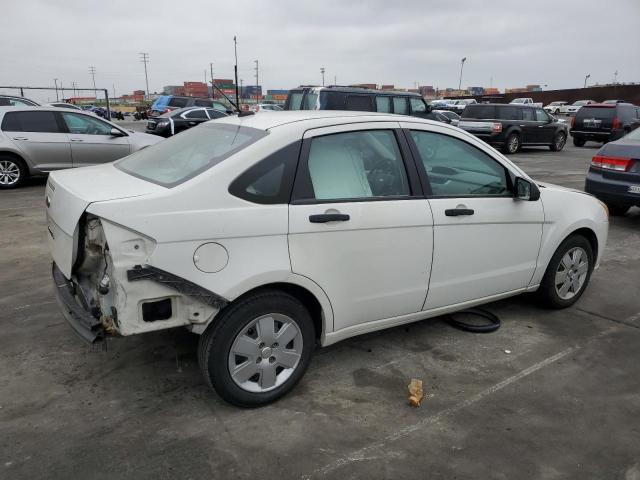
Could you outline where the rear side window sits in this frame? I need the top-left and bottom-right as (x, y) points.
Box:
(522, 109), (535, 121)
(229, 141), (300, 204)
(168, 97), (189, 108)
(375, 96), (391, 113)
(322, 91), (346, 110)
(206, 109), (226, 119)
(184, 109), (207, 119)
(393, 97), (408, 115)
(345, 95), (374, 112)
(287, 92), (304, 110)
(462, 105), (495, 119)
(410, 98), (427, 114)
(1, 111), (60, 133)
(117, 123), (268, 187)
(496, 106), (520, 120)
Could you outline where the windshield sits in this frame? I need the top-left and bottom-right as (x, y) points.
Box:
(511, 99), (526, 104)
(574, 100), (589, 106)
(625, 128), (640, 140)
(117, 123), (268, 187)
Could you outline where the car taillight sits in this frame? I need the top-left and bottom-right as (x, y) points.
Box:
(612, 117), (620, 129)
(591, 155), (633, 172)
(492, 122), (502, 133)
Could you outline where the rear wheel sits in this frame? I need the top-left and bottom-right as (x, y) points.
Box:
(0, 155), (27, 189)
(573, 137), (586, 147)
(538, 235), (594, 309)
(550, 131), (567, 151)
(198, 290), (315, 407)
(502, 133), (520, 154)
(605, 203), (629, 216)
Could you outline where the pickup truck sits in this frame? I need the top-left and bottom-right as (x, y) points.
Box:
(510, 98), (543, 108)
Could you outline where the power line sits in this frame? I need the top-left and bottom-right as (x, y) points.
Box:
(139, 53), (150, 100)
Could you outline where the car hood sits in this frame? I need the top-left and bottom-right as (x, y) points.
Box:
(126, 130), (164, 146)
(536, 181), (589, 196)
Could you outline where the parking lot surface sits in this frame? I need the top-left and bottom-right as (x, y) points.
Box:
(1, 136), (639, 479)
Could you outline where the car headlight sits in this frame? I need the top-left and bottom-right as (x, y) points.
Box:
(157, 120), (170, 126)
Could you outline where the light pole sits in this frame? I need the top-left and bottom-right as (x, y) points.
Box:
(139, 53), (150, 100)
(614, 70), (618, 84)
(458, 57), (466, 91)
(584, 74), (591, 88)
(320, 67), (325, 86)
(53, 78), (59, 101)
(89, 66), (97, 99)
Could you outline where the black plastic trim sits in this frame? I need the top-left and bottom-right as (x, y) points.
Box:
(127, 265), (228, 309)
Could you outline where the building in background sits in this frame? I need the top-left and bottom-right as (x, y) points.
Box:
(468, 86), (484, 96)
(484, 87), (500, 95)
(265, 89), (288, 103)
(526, 84), (542, 92)
(350, 83), (377, 90)
(163, 85), (185, 96)
(183, 81), (208, 97)
(380, 84), (395, 91)
(211, 79), (236, 100)
(242, 85), (263, 100)
(419, 85), (436, 97)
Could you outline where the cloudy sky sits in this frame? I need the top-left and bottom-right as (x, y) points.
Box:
(2, 0), (639, 102)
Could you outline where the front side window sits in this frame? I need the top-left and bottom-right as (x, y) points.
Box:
(410, 130), (509, 197)
(287, 92), (304, 110)
(302, 92), (319, 110)
(375, 96), (391, 113)
(62, 112), (114, 135)
(184, 109), (207, 119)
(393, 97), (408, 115)
(535, 109), (549, 122)
(1, 111), (60, 133)
(117, 123), (268, 187)
(410, 98), (427, 114)
(522, 108), (535, 121)
(206, 109), (226, 119)
(305, 130), (410, 201)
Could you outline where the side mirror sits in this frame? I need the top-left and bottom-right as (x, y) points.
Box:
(514, 177), (540, 201)
(110, 128), (124, 137)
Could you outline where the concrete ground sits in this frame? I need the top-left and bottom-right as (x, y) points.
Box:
(1, 131), (639, 479)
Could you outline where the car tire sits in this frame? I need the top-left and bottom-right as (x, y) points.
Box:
(502, 133), (520, 154)
(550, 131), (567, 151)
(572, 137), (586, 147)
(0, 155), (28, 189)
(537, 234), (594, 309)
(198, 289), (315, 407)
(605, 203), (630, 216)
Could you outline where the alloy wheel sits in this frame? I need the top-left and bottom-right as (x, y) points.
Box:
(508, 135), (519, 153)
(0, 160), (20, 186)
(228, 313), (303, 393)
(555, 133), (566, 150)
(554, 247), (589, 300)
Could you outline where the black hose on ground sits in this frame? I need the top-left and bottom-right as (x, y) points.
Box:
(445, 308), (501, 333)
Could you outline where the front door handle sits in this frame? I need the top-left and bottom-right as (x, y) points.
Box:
(70, 138), (84, 142)
(445, 208), (474, 217)
(309, 213), (350, 223)
(12, 136), (28, 141)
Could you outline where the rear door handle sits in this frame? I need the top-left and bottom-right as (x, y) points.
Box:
(445, 208), (474, 217)
(70, 138), (84, 142)
(12, 136), (28, 141)
(309, 213), (350, 223)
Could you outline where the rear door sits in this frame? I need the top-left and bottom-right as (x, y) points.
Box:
(401, 122), (544, 309)
(288, 122), (433, 332)
(60, 112), (130, 167)
(1, 110), (72, 171)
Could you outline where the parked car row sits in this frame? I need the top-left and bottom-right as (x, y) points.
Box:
(145, 106), (227, 137)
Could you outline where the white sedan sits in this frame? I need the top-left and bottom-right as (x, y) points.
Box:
(47, 111), (609, 406)
(544, 101), (568, 115)
(564, 100), (596, 115)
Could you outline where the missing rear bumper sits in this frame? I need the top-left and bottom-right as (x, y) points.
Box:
(52, 262), (105, 343)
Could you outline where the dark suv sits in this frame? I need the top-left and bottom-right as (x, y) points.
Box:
(570, 103), (640, 147)
(459, 104), (568, 154)
(284, 86), (432, 118)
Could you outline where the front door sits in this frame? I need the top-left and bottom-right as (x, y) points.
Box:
(520, 107), (539, 144)
(2, 110), (72, 171)
(402, 124), (544, 310)
(534, 108), (556, 143)
(60, 112), (130, 167)
(288, 123), (433, 332)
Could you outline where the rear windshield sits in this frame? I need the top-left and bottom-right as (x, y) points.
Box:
(116, 123), (268, 187)
(576, 107), (615, 119)
(462, 105), (496, 119)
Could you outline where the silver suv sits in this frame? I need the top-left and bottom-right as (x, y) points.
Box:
(0, 107), (162, 188)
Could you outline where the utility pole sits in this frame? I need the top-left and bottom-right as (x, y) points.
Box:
(320, 67), (325, 86)
(334, 75), (337, 86)
(584, 74), (591, 89)
(254, 59), (259, 103)
(210, 63), (214, 98)
(53, 78), (59, 101)
(458, 57), (466, 91)
(139, 53), (150, 100)
(89, 66), (97, 98)
(614, 70), (618, 84)
(72, 81), (77, 100)
(233, 37), (239, 110)
(113, 84), (116, 101)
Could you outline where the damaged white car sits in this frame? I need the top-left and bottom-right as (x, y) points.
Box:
(48, 111), (609, 406)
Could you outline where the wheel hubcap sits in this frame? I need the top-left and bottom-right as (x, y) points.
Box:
(0, 160), (20, 186)
(555, 247), (589, 300)
(228, 313), (303, 393)
(556, 134), (566, 149)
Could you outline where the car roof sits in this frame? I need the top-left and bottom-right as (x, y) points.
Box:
(213, 110), (439, 131)
(290, 86), (423, 98)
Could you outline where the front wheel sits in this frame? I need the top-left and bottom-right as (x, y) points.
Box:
(537, 235), (594, 309)
(550, 131), (567, 151)
(198, 290), (315, 407)
(0, 156), (27, 189)
(573, 137), (586, 147)
(502, 133), (520, 154)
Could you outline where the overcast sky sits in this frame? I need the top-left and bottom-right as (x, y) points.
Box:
(2, 0), (639, 102)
